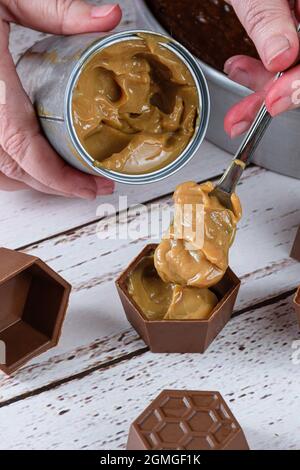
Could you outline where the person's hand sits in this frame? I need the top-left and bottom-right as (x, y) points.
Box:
(224, 0), (300, 138)
(0, 0), (121, 197)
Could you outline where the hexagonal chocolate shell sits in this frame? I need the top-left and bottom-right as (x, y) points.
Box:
(116, 244), (241, 353)
(127, 390), (249, 450)
(291, 227), (300, 262)
(293, 287), (300, 328)
(0, 247), (71, 375)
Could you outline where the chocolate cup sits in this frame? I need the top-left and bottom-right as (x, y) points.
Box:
(116, 244), (241, 354)
(293, 287), (300, 328)
(127, 389), (249, 450)
(291, 227), (300, 262)
(0, 247), (71, 375)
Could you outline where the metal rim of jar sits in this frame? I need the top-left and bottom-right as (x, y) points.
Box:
(65, 30), (210, 185)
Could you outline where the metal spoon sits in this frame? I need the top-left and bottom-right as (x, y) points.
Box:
(209, 98), (277, 210)
(210, 24), (300, 210)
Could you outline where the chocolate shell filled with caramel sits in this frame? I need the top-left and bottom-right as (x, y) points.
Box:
(71, 31), (208, 181)
(116, 177), (241, 352)
(116, 244), (241, 353)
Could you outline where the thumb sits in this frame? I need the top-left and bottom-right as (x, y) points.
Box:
(230, 0), (299, 72)
(2, 0), (122, 34)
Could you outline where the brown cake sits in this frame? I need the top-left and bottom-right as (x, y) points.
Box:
(146, 0), (258, 71)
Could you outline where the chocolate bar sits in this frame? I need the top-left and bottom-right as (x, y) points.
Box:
(127, 389), (249, 450)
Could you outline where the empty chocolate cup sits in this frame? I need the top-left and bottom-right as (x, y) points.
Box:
(291, 227), (300, 262)
(0, 247), (71, 375)
(116, 244), (241, 353)
(293, 287), (300, 328)
(127, 389), (249, 450)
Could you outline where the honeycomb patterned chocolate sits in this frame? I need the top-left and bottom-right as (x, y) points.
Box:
(127, 390), (249, 450)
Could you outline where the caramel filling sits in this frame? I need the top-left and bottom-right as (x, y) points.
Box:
(164, 284), (218, 320)
(128, 256), (173, 321)
(72, 34), (199, 175)
(154, 181), (242, 288)
(128, 256), (218, 321)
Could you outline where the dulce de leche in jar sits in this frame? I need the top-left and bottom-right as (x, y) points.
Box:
(16, 31), (209, 184)
(70, 31), (210, 184)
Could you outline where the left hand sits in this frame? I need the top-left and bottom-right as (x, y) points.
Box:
(0, 0), (122, 197)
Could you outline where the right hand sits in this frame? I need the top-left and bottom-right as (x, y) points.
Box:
(224, 0), (300, 138)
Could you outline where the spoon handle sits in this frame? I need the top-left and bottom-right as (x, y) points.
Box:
(216, 72), (282, 195)
(214, 23), (300, 198)
(236, 71), (283, 166)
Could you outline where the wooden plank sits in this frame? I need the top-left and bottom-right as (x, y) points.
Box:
(0, 141), (231, 249)
(0, 295), (299, 450)
(0, 167), (299, 403)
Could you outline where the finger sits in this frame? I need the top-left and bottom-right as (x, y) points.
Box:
(0, 172), (27, 191)
(0, 145), (71, 196)
(224, 92), (266, 138)
(265, 64), (300, 116)
(0, 21), (114, 199)
(224, 55), (274, 91)
(230, 0), (299, 72)
(94, 177), (115, 196)
(1, 0), (122, 34)
(0, 138), (115, 197)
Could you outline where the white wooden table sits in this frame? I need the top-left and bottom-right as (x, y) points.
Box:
(1, 2), (300, 451)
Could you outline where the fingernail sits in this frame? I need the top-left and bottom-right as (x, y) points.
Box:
(230, 121), (250, 139)
(76, 189), (97, 200)
(229, 67), (251, 89)
(91, 4), (118, 18)
(224, 58), (237, 74)
(264, 35), (290, 66)
(97, 185), (115, 196)
(94, 177), (115, 195)
(269, 96), (292, 116)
